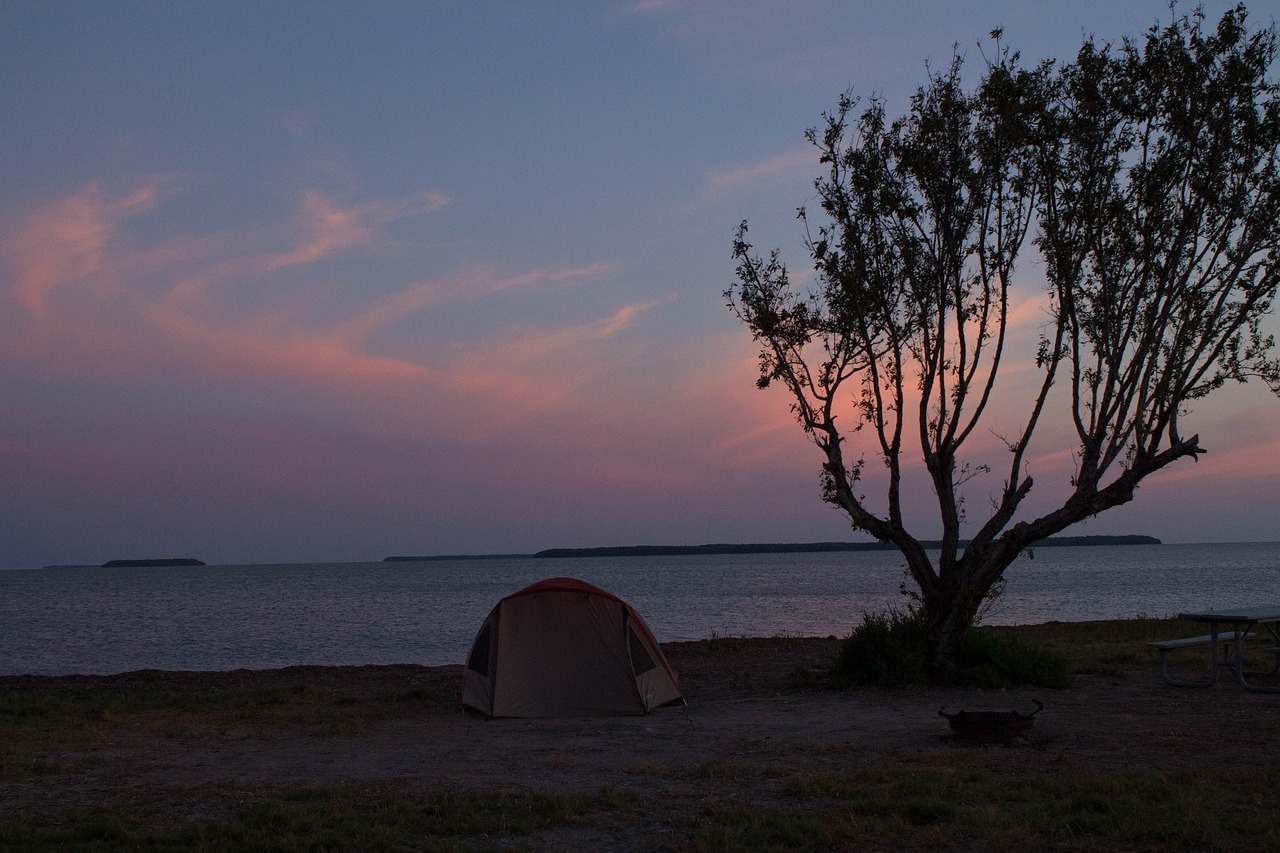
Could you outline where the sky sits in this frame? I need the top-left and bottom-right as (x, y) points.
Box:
(3, 1), (1279, 569)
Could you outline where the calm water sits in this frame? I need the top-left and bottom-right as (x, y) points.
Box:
(2, 543), (1278, 675)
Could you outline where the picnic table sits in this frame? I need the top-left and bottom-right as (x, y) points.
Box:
(1151, 606), (1280, 693)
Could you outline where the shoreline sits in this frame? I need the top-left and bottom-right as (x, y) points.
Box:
(0, 619), (1091, 679)
(0, 616), (1213, 679)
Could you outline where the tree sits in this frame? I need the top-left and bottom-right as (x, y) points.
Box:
(727, 5), (1280, 673)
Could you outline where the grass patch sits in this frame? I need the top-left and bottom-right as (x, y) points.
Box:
(0, 684), (297, 734)
(956, 627), (1070, 688)
(0, 750), (58, 780)
(0, 671), (440, 761)
(1002, 617), (1280, 681)
(693, 759), (796, 781)
(688, 756), (1280, 852)
(997, 617), (1181, 677)
(0, 784), (638, 852)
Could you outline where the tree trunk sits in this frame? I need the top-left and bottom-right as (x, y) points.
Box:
(918, 545), (1020, 674)
(921, 586), (982, 675)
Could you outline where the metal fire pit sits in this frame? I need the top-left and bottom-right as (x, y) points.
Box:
(938, 699), (1043, 744)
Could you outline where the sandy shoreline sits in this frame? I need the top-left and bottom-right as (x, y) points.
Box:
(4, 632), (1279, 849)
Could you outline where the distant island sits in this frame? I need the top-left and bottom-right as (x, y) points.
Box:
(532, 535), (1160, 559)
(100, 558), (206, 568)
(382, 535), (1160, 562)
(384, 554), (534, 562)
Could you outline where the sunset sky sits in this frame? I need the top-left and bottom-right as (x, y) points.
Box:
(4, 1), (1279, 569)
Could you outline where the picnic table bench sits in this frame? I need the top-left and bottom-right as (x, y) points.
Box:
(1151, 607), (1280, 693)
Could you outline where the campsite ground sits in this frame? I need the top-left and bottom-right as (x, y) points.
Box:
(3, 622), (1280, 851)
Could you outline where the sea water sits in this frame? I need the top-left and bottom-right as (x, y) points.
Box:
(1, 543), (1278, 675)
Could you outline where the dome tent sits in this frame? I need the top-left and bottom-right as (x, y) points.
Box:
(462, 577), (684, 718)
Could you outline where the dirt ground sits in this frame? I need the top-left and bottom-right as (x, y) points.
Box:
(3, 636), (1279, 849)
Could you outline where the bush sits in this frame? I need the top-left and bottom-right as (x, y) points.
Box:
(837, 609), (926, 687)
(837, 609), (1070, 688)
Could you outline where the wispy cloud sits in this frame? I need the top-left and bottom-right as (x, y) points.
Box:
(329, 262), (612, 346)
(159, 189), (450, 314)
(699, 146), (815, 204)
(268, 189), (449, 271)
(2, 182), (163, 315)
(0, 181), (645, 423)
(0, 181), (784, 535)
(570, 295), (670, 345)
(630, 0), (680, 11)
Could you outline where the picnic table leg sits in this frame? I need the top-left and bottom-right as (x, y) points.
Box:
(1211, 624), (1230, 684)
(1155, 629), (1226, 688)
(1253, 622), (1280, 677)
(1233, 622), (1280, 693)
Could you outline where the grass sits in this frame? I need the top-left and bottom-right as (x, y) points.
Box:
(685, 758), (1280, 852)
(0, 669), (443, 745)
(4, 619), (1279, 851)
(628, 747), (1280, 852)
(0, 668), (447, 785)
(21, 763), (1277, 853)
(1000, 617), (1280, 680)
(0, 784), (639, 852)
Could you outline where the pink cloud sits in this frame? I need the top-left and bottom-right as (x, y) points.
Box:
(0, 181), (658, 447)
(1142, 435), (1280, 487)
(159, 188), (450, 315)
(329, 262), (612, 346)
(453, 298), (668, 404)
(1004, 287), (1055, 334)
(264, 189), (449, 271)
(630, 0), (678, 11)
(141, 304), (434, 385)
(700, 146), (815, 203)
(2, 182), (161, 315)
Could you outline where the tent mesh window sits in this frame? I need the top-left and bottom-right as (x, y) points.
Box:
(468, 624), (491, 676)
(628, 625), (657, 676)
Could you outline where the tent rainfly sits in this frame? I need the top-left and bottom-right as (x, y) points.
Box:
(462, 577), (684, 718)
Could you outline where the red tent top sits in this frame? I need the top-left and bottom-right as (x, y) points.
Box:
(502, 577), (624, 605)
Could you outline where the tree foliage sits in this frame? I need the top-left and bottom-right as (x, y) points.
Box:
(727, 5), (1280, 670)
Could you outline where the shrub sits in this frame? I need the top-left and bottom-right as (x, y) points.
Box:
(837, 610), (1070, 688)
(837, 609), (926, 687)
